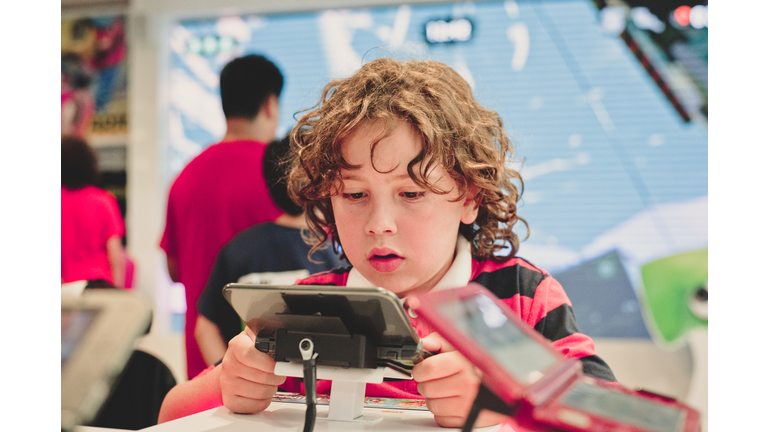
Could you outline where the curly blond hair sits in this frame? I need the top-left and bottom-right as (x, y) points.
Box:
(288, 58), (527, 262)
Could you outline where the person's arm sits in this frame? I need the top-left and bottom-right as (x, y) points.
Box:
(412, 333), (510, 428)
(159, 327), (286, 423)
(106, 235), (125, 288)
(219, 327), (286, 414)
(158, 364), (223, 423)
(166, 255), (179, 283)
(196, 245), (236, 365)
(528, 277), (617, 382)
(195, 315), (228, 366)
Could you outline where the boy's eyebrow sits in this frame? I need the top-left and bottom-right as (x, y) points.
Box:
(340, 172), (413, 181)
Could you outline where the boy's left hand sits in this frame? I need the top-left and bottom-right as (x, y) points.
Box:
(412, 332), (511, 428)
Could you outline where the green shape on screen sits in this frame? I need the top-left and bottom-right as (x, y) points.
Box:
(640, 248), (708, 344)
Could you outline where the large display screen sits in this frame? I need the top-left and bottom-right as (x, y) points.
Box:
(168, 0), (707, 321)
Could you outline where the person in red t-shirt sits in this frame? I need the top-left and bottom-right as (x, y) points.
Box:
(61, 136), (125, 287)
(160, 55), (285, 379)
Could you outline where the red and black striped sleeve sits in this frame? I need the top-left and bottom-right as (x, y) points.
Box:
(471, 258), (616, 382)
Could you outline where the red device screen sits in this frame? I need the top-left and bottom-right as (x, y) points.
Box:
(417, 284), (698, 432)
(435, 292), (561, 385)
(552, 381), (686, 432)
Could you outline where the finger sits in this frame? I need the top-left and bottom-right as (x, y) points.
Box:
(417, 370), (480, 399)
(424, 396), (474, 427)
(222, 392), (274, 415)
(475, 410), (513, 429)
(220, 371), (280, 401)
(412, 351), (473, 382)
(421, 332), (456, 353)
(243, 325), (256, 340)
(433, 414), (469, 429)
(228, 333), (281, 375)
(222, 355), (287, 387)
(404, 295), (420, 311)
(431, 411), (509, 429)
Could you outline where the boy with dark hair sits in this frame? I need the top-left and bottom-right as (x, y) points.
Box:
(160, 54), (286, 379)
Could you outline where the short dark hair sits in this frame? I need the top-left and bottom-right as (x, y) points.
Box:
(264, 135), (302, 216)
(62, 135), (100, 189)
(219, 55), (284, 120)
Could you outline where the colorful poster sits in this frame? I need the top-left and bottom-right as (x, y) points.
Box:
(61, 15), (128, 141)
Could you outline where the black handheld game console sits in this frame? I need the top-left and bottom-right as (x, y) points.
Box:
(223, 283), (429, 373)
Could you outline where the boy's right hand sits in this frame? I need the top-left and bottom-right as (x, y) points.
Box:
(414, 332), (511, 428)
(220, 327), (287, 414)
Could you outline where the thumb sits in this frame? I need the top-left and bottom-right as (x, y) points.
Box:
(243, 325), (256, 341)
(421, 332), (455, 354)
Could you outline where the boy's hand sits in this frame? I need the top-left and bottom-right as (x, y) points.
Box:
(220, 327), (286, 414)
(413, 332), (510, 428)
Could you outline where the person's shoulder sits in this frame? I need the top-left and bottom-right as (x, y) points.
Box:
(66, 185), (116, 203)
(223, 223), (279, 249)
(175, 142), (221, 171)
(208, 139), (268, 155)
(473, 255), (550, 276)
(471, 256), (553, 299)
(178, 140), (266, 174)
(237, 221), (278, 236)
(167, 141), (231, 188)
(296, 266), (353, 286)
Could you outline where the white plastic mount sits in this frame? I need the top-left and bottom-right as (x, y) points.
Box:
(273, 361), (412, 423)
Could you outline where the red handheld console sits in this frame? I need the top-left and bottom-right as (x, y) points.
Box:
(414, 283), (701, 432)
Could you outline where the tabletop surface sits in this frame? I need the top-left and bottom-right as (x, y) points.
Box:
(139, 402), (507, 432)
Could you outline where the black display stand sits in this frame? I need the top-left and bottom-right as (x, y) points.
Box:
(462, 384), (517, 432)
(271, 331), (411, 424)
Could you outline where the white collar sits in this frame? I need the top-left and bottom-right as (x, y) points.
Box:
(346, 235), (473, 297)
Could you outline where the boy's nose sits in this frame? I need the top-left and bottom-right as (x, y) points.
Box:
(365, 201), (397, 235)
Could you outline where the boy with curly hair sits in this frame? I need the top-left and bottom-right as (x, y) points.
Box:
(159, 58), (615, 428)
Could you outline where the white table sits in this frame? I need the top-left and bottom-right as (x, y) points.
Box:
(140, 402), (508, 432)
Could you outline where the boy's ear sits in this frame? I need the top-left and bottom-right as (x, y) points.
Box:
(460, 188), (480, 225)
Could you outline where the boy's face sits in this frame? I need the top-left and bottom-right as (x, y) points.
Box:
(332, 119), (478, 298)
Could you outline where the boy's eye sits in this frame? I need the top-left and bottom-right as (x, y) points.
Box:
(343, 192), (366, 200)
(402, 192), (425, 199)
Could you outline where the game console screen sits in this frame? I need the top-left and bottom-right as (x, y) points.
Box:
(558, 381), (686, 432)
(61, 308), (98, 370)
(437, 293), (559, 385)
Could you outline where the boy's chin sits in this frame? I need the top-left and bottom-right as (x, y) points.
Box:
(366, 275), (432, 299)
(361, 272), (413, 297)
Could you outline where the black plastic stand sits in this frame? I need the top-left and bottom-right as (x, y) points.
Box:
(462, 384), (517, 432)
(274, 329), (377, 368)
(272, 331), (403, 424)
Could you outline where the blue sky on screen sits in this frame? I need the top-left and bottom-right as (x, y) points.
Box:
(168, 0), (707, 282)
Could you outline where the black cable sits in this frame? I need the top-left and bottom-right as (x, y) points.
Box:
(461, 384), (517, 432)
(299, 338), (318, 432)
(462, 399), (483, 432)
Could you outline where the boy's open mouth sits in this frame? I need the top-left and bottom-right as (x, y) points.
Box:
(375, 254), (399, 259)
(368, 251), (404, 273)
